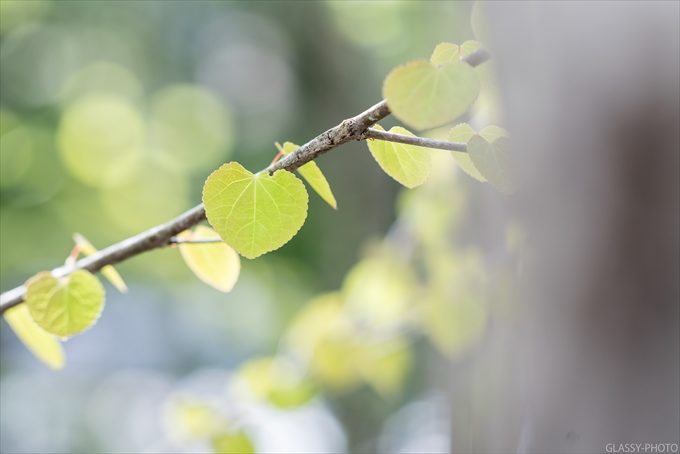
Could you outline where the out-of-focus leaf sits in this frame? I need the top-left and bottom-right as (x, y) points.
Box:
(467, 135), (513, 193)
(202, 162), (308, 259)
(211, 431), (255, 454)
(343, 254), (418, 331)
(429, 42), (460, 65)
(423, 288), (487, 357)
(177, 226), (240, 292)
(25, 270), (105, 337)
(460, 40), (484, 59)
(448, 124), (509, 183)
(448, 123), (485, 181)
(422, 252), (488, 356)
(73, 232), (128, 293)
(277, 142), (337, 209)
(366, 124), (431, 188)
(169, 399), (224, 440)
(383, 43), (480, 130)
(3, 303), (64, 369)
(236, 356), (316, 409)
(286, 293), (362, 391)
(358, 338), (411, 397)
(479, 125), (509, 142)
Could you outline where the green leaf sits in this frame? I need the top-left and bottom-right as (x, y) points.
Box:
(236, 356), (316, 409)
(479, 125), (509, 142)
(358, 339), (411, 397)
(3, 304), (65, 369)
(73, 233), (128, 293)
(424, 291), (487, 357)
(366, 124), (431, 188)
(467, 135), (513, 193)
(276, 142), (337, 209)
(448, 123), (486, 181)
(460, 40), (484, 59)
(286, 293), (363, 391)
(429, 42), (460, 65)
(25, 270), (105, 337)
(178, 226), (240, 292)
(383, 44), (480, 130)
(202, 162), (308, 259)
(212, 431), (255, 454)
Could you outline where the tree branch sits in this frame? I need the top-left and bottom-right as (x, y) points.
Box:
(0, 47), (489, 315)
(363, 128), (467, 152)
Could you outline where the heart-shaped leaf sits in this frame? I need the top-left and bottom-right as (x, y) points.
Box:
(367, 124), (431, 188)
(448, 123), (509, 182)
(202, 162), (308, 259)
(73, 233), (127, 293)
(25, 270), (105, 337)
(467, 135), (513, 193)
(448, 123), (485, 181)
(277, 142), (337, 209)
(429, 42), (460, 65)
(3, 304), (65, 369)
(178, 226), (240, 292)
(383, 42), (480, 130)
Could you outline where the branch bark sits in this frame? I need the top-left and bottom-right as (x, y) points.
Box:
(0, 48), (489, 315)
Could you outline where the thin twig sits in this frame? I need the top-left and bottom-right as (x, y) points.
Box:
(168, 237), (224, 244)
(0, 47), (489, 314)
(363, 128), (467, 152)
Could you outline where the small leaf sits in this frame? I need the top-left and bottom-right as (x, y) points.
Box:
(383, 43), (480, 130)
(479, 125), (509, 142)
(467, 135), (513, 193)
(367, 124), (431, 188)
(212, 431), (255, 454)
(73, 233), (128, 293)
(3, 304), (65, 369)
(430, 42), (459, 65)
(448, 123), (486, 181)
(178, 226), (240, 292)
(277, 142), (337, 209)
(203, 162), (308, 259)
(460, 40), (484, 59)
(25, 270), (105, 337)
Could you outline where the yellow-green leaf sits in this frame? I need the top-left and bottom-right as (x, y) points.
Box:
(178, 226), (240, 292)
(460, 40), (484, 59)
(423, 288), (487, 357)
(467, 135), (513, 193)
(276, 142), (337, 209)
(212, 431), (255, 454)
(25, 270), (105, 337)
(479, 125), (509, 142)
(73, 233), (127, 293)
(366, 124), (431, 188)
(286, 293), (362, 391)
(3, 304), (65, 369)
(429, 42), (460, 66)
(358, 339), (411, 397)
(202, 162), (308, 259)
(383, 44), (480, 130)
(448, 123), (485, 181)
(236, 356), (316, 409)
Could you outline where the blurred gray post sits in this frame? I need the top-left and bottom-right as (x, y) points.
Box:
(469, 2), (679, 453)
